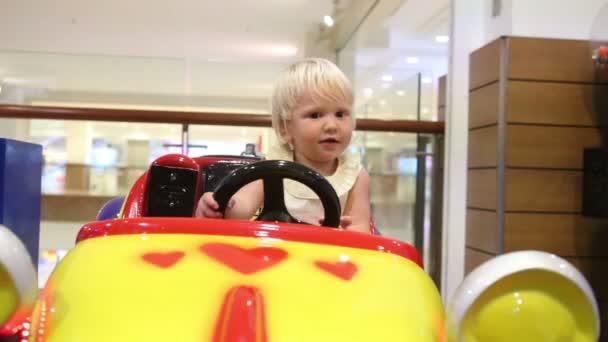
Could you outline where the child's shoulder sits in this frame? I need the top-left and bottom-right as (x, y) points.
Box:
(326, 153), (362, 196)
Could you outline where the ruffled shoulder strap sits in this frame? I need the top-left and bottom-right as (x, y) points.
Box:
(326, 153), (362, 198)
(265, 145), (362, 199)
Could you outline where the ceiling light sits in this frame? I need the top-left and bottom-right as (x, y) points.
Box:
(396, 90), (405, 96)
(381, 75), (393, 82)
(323, 15), (334, 27)
(363, 88), (373, 97)
(435, 35), (450, 43)
(421, 77), (432, 84)
(406, 57), (419, 64)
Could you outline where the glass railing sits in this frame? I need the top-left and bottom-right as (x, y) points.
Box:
(0, 44), (445, 287)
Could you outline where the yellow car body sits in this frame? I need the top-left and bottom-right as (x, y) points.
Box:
(27, 218), (443, 342)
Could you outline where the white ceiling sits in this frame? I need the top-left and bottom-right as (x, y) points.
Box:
(0, 0), (334, 61)
(0, 0), (449, 120)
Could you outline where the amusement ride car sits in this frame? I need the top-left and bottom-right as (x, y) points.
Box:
(0, 153), (601, 342)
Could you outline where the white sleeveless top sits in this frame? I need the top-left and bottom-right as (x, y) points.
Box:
(265, 145), (362, 225)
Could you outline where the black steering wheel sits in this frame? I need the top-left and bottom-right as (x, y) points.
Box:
(213, 160), (341, 228)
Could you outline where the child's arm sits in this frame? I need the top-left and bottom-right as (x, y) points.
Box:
(343, 169), (372, 233)
(195, 180), (263, 220)
(224, 180), (264, 219)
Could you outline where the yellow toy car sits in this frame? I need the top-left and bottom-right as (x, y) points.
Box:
(0, 154), (600, 341)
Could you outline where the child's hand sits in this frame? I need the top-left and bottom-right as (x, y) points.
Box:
(195, 192), (234, 218)
(318, 216), (352, 229)
(339, 216), (352, 229)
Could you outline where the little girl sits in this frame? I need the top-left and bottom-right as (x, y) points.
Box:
(196, 58), (371, 233)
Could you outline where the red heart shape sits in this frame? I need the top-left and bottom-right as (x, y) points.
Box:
(201, 243), (288, 275)
(141, 251), (185, 269)
(314, 260), (358, 281)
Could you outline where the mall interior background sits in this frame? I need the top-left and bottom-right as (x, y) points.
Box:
(0, 0), (449, 288)
(1, 0), (608, 301)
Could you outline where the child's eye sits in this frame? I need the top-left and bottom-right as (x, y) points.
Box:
(309, 112), (321, 119)
(336, 111), (349, 118)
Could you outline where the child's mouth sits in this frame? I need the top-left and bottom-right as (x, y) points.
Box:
(319, 138), (339, 144)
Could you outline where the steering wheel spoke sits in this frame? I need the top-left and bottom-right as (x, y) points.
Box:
(213, 160), (341, 228)
(260, 176), (286, 212)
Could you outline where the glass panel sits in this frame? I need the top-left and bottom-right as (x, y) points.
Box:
(354, 73), (420, 120)
(336, 4), (449, 121)
(0, 50), (284, 114)
(188, 125), (273, 158)
(26, 119), (182, 196)
(337, 1), (447, 284)
(351, 131), (419, 243)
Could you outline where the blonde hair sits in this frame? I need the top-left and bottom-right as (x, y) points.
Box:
(270, 58), (354, 146)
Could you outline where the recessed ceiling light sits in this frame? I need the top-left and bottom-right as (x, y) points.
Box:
(421, 77), (432, 84)
(363, 88), (373, 97)
(323, 15), (334, 27)
(396, 90), (406, 96)
(407, 57), (419, 64)
(435, 35), (450, 43)
(381, 75), (393, 82)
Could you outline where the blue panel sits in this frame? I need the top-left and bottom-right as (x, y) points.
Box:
(0, 139), (42, 269)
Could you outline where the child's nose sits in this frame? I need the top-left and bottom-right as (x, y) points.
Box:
(323, 115), (338, 131)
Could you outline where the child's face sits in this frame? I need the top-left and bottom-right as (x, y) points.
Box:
(282, 91), (353, 171)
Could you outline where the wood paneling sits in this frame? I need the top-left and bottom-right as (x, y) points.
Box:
(505, 169), (581, 212)
(469, 82), (500, 129)
(600, 301), (608, 342)
(567, 257), (608, 301)
(505, 213), (608, 256)
(467, 209), (498, 253)
(509, 37), (608, 83)
(465, 248), (495, 275)
(466, 38), (608, 304)
(507, 81), (607, 126)
(470, 39), (502, 90)
(506, 125), (601, 169)
(467, 169), (497, 210)
(469, 126), (498, 167)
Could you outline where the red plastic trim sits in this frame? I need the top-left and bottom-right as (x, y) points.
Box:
(120, 173), (148, 218)
(0, 307), (32, 337)
(152, 154), (200, 169)
(212, 286), (267, 342)
(76, 218), (423, 267)
(193, 155), (257, 170)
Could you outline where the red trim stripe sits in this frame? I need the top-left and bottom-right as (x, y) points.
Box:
(212, 286), (267, 342)
(76, 218), (423, 267)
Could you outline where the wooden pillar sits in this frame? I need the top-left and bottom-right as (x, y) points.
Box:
(467, 36), (608, 339)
